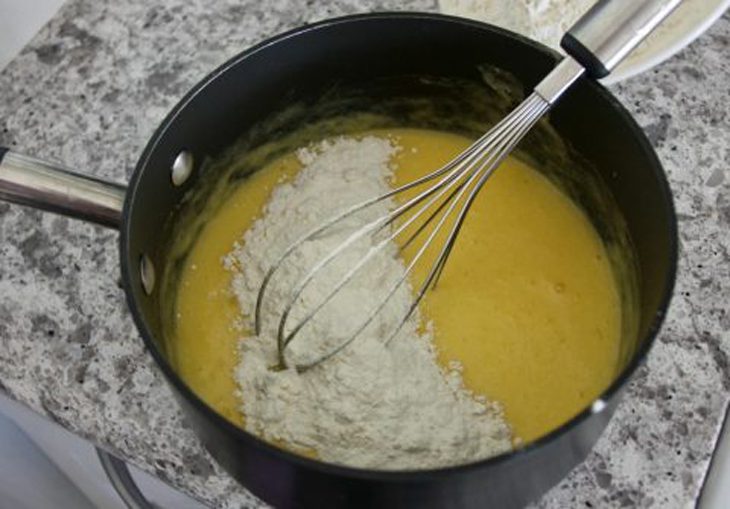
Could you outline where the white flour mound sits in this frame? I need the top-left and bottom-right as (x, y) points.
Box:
(439, 0), (595, 51)
(225, 136), (511, 470)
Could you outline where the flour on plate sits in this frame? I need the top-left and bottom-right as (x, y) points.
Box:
(225, 136), (511, 470)
(439, 0), (595, 51)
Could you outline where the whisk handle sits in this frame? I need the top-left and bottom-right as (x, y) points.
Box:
(562, 0), (683, 78)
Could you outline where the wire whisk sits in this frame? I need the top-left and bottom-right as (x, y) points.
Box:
(255, 0), (683, 371)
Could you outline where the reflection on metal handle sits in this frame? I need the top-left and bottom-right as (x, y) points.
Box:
(563, 0), (683, 78)
(0, 149), (126, 228)
(97, 448), (157, 509)
(534, 56), (586, 105)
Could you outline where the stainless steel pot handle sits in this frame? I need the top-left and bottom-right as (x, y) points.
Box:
(97, 448), (158, 509)
(0, 148), (126, 228)
(563, 0), (683, 78)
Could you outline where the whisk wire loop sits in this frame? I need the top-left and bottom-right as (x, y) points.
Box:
(275, 131), (492, 362)
(263, 92), (551, 370)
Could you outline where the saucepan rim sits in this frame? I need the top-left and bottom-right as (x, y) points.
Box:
(120, 11), (678, 482)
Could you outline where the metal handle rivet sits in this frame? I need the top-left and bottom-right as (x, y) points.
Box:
(171, 150), (194, 186)
(140, 254), (155, 295)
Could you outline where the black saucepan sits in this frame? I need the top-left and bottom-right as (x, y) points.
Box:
(0, 13), (676, 509)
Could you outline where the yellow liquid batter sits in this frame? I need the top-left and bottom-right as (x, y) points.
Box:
(172, 128), (621, 444)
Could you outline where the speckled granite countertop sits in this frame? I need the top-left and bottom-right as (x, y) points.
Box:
(0, 1), (728, 507)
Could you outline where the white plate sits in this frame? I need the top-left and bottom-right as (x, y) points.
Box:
(438, 0), (730, 84)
